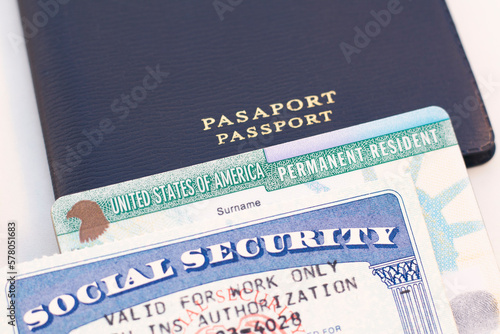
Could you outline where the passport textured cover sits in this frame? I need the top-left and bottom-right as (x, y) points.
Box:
(18, 0), (495, 198)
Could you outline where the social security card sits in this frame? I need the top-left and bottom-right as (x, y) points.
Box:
(6, 193), (459, 333)
(3, 106), (500, 333)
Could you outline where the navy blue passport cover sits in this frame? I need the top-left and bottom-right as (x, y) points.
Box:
(18, 0), (495, 198)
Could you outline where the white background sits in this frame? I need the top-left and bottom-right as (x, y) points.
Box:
(0, 0), (499, 266)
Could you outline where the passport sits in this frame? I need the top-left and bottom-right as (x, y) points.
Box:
(17, 0), (495, 198)
(41, 107), (500, 333)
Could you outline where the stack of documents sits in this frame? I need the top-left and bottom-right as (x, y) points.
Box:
(3, 107), (500, 333)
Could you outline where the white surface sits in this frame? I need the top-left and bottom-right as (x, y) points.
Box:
(0, 0), (499, 266)
(448, 0), (500, 265)
(0, 0), (58, 265)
